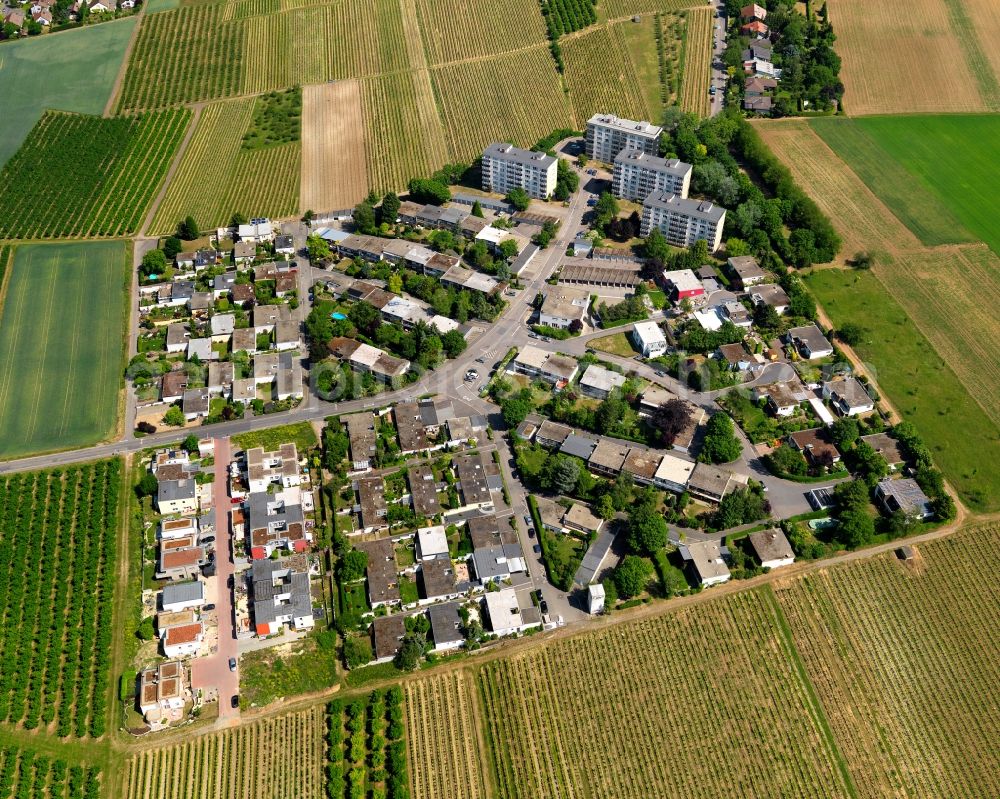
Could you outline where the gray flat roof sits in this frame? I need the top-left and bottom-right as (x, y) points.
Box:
(484, 142), (556, 170)
(643, 192), (726, 223)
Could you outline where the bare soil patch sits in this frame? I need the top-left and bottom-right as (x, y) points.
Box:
(300, 80), (369, 212)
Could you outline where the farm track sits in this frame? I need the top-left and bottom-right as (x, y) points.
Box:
(138, 103), (203, 238)
(104, 5), (148, 117)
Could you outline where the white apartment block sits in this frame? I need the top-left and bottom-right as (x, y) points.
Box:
(481, 143), (557, 199)
(612, 150), (692, 201)
(640, 192), (726, 252)
(585, 114), (663, 163)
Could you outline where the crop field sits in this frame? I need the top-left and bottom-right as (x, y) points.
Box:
(0, 243), (128, 460)
(0, 109), (190, 240)
(474, 590), (853, 798)
(359, 70), (449, 195)
(962, 0), (1000, 86)
(150, 99), (300, 235)
(117, 4), (244, 111)
(300, 82), (369, 212)
(327, 689), (409, 799)
(754, 120), (920, 256)
(614, 13), (682, 116)
(775, 522), (1000, 798)
(678, 6), (712, 116)
(804, 267), (1000, 512)
(0, 459), (122, 739)
(875, 245), (1000, 428)
(120, 705), (326, 799)
(827, 0), (990, 115)
(560, 26), (651, 124)
(0, 19), (136, 166)
(0, 744), (102, 799)
(405, 672), (489, 799)
(431, 46), (573, 162)
(414, 0), (547, 65)
(601, 0), (701, 19)
(814, 114), (1000, 256)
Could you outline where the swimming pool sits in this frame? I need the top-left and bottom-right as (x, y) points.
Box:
(331, 312), (347, 320)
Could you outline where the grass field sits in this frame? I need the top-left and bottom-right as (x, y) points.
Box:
(0, 19), (137, 166)
(614, 13), (683, 117)
(0, 109), (190, 240)
(0, 243), (128, 460)
(561, 26), (650, 125)
(804, 267), (1000, 512)
(829, 0), (994, 115)
(149, 98), (301, 235)
(814, 114), (1000, 256)
(232, 421), (317, 451)
(678, 6), (712, 116)
(775, 522), (1000, 798)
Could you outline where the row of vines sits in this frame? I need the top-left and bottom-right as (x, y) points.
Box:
(326, 687), (409, 799)
(0, 109), (190, 239)
(677, 6), (712, 117)
(121, 705), (326, 799)
(0, 746), (101, 799)
(0, 459), (122, 738)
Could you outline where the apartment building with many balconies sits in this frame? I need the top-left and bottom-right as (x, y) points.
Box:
(481, 142), (557, 199)
(585, 114), (663, 162)
(612, 150), (692, 201)
(640, 192), (726, 251)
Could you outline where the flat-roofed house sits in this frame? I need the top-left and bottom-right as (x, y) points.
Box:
(631, 320), (667, 358)
(138, 661), (188, 724)
(539, 286), (589, 330)
(588, 439), (629, 478)
(579, 364), (626, 399)
(661, 269), (705, 303)
(652, 453), (695, 493)
(727, 256), (765, 288)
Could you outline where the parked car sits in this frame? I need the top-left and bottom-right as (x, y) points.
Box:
(709, 86), (716, 96)
(533, 544), (541, 554)
(586, 197), (597, 207)
(202, 603), (216, 612)
(475, 356), (486, 364)
(200, 535), (216, 544)
(539, 599), (549, 615)
(528, 332), (538, 339)
(231, 695), (240, 709)
(228, 657), (237, 672)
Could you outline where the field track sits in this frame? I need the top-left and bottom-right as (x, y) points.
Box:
(300, 81), (369, 212)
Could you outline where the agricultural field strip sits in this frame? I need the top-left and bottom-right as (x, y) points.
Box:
(874, 246), (1000, 427)
(960, 0), (1000, 92)
(300, 82), (369, 211)
(0, 460), (121, 739)
(560, 25), (649, 126)
(776, 523), (1000, 798)
(678, 6), (712, 116)
(475, 589), (851, 798)
(827, 0), (986, 115)
(413, 0), (548, 66)
(0, 744), (103, 799)
(602, 0), (702, 16)
(939, 0), (1000, 109)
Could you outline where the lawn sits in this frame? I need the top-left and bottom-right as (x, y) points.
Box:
(0, 19), (137, 166)
(588, 332), (639, 358)
(804, 267), (1000, 513)
(811, 115), (1000, 254)
(233, 421), (318, 452)
(236, 636), (339, 708)
(0, 242), (129, 459)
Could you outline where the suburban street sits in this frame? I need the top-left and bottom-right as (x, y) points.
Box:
(710, 0), (728, 116)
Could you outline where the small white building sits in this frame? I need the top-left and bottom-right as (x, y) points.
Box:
(651, 453), (695, 493)
(160, 581), (205, 613)
(416, 525), (450, 561)
(631, 321), (667, 358)
(578, 364), (627, 399)
(587, 583), (606, 615)
(483, 589), (540, 636)
(162, 622), (204, 659)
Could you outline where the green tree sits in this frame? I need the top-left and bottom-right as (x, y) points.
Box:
(339, 549), (369, 582)
(305, 301), (335, 358)
(408, 178), (450, 205)
(613, 555), (653, 599)
(353, 201), (377, 235)
(394, 634), (425, 670)
(850, 441), (889, 486)
(183, 434), (200, 453)
(551, 457), (581, 494)
(137, 617), (156, 641)
(177, 216), (199, 240)
(592, 191), (619, 231)
(837, 323), (864, 346)
(829, 417), (860, 451)
(388, 273), (403, 294)
(306, 234), (332, 263)
(348, 301), (381, 337)
(379, 192), (401, 225)
(836, 508), (875, 548)
(641, 227), (671, 263)
(626, 505), (668, 555)
(162, 236), (183, 259)
(765, 444), (807, 476)
(700, 412), (742, 464)
(833, 478), (869, 512)
(595, 494), (615, 520)
(231, 212), (248, 227)
(139, 249), (167, 279)
(163, 405), (185, 427)
(471, 200), (484, 218)
(441, 329), (467, 358)
(500, 389), (533, 428)
(505, 187), (530, 211)
(498, 239), (519, 260)
(137, 472), (159, 497)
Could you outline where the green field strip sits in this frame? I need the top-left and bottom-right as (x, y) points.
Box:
(941, 0), (1000, 110)
(762, 584), (859, 799)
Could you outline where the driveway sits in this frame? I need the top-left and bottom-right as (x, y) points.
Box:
(191, 437), (240, 720)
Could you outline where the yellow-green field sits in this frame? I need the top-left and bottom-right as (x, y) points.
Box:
(0, 242), (128, 459)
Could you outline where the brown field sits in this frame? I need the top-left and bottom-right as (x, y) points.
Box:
(678, 5), (712, 116)
(828, 0), (987, 115)
(775, 523), (1000, 798)
(963, 0), (1000, 84)
(300, 81), (369, 212)
(405, 672), (490, 799)
(754, 119), (920, 256)
(875, 244), (1000, 427)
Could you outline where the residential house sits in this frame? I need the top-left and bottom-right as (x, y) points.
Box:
(371, 615), (406, 663)
(860, 433), (904, 469)
(472, 544), (526, 585)
(588, 440), (629, 478)
(754, 381), (805, 417)
(823, 376), (874, 416)
(327, 337), (410, 380)
(357, 538), (400, 609)
(535, 419), (573, 449)
(727, 256), (765, 288)
(160, 580), (205, 613)
(652, 453), (695, 493)
(741, 3), (766, 20)
(246, 488), (309, 559)
(356, 475), (388, 533)
(237, 219), (274, 243)
(747, 528), (794, 569)
(416, 525), (449, 561)
(166, 323), (189, 354)
(231, 327), (257, 354)
(481, 142), (557, 199)
(419, 557), (461, 601)
(157, 543), (207, 581)
(560, 433), (598, 461)
(186, 338), (217, 362)
(631, 320), (667, 357)
(453, 452), (496, 512)
(162, 622), (204, 659)
(562, 504), (603, 536)
(748, 283), (789, 314)
(661, 269), (705, 303)
(718, 342), (752, 372)
(788, 428), (841, 467)
(720, 300), (752, 328)
(250, 555), (315, 636)
(686, 463), (749, 504)
(483, 588), (541, 635)
(679, 540), (731, 587)
(510, 345), (579, 385)
(233, 241), (256, 264)
(875, 478), (933, 520)
(786, 324), (833, 360)
(245, 444), (301, 492)
(210, 313), (235, 341)
(182, 388), (210, 421)
(579, 364), (626, 399)
(428, 602), (464, 651)
(612, 150), (692, 201)
(156, 479), (197, 515)
(161, 371), (188, 403)
(741, 19), (769, 37)
(274, 234), (295, 256)
(622, 448), (660, 485)
(138, 661), (187, 724)
(538, 285), (589, 330)
(343, 412), (377, 471)
(274, 320), (299, 351)
(408, 464), (440, 517)
(213, 272), (237, 298)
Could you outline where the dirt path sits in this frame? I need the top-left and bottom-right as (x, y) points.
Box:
(137, 103), (202, 238)
(103, 8), (146, 117)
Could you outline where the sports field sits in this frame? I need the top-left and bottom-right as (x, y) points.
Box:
(776, 522), (1000, 798)
(0, 242), (129, 460)
(0, 19), (137, 166)
(812, 114), (1000, 255)
(828, 0), (1000, 115)
(804, 267), (1000, 512)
